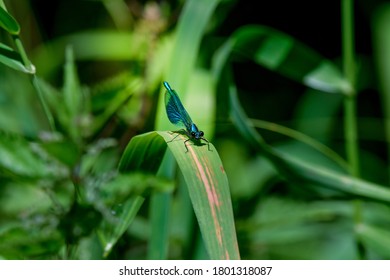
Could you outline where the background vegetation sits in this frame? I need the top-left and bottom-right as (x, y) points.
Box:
(1, 0), (390, 259)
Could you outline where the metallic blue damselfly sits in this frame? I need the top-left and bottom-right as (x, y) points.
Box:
(163, 81), (210, 152)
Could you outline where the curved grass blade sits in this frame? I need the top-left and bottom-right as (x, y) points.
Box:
(118, 131), (240, 259)
(157, 131), (240, 260)
(250, 118), (349, 171)
(214, 25), (349, 95)
(152, 0), (223, 260)
(212, 24), (390, 203)
(0, 43), (31, 73)
(118, 132), (167, 174)
(227, 82), (390, 204)
(101, 196), (144, 258)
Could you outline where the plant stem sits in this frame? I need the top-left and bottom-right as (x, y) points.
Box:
(2, 0), (55, 131)
(341, 0), (365, 259)
(14, 35), (55, 130)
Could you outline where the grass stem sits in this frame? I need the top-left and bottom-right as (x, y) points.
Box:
(342, 0), (365, 259)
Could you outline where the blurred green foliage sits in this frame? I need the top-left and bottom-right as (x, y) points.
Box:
(0, 0), (390, 260)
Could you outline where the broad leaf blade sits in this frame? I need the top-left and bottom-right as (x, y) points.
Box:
(157, 131), (240, 260)
(118, 131), (240, 259)
(118, 132), (167, 174)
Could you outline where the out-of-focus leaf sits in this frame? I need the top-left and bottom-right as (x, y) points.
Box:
(118, 132), (167, 174)
(0, 133), (57, 178)
(293, 88), (343, 141)
(0, 43), (30, 73)
(219, 139), (277, 200)
(33, 30), (151, 77)
(91, 77), (142, 135)
(250, 118), (349, 171)
(0, 182), (52, 214)
(101, 196), (144, 258)
(38, 138), (80, 168)
(373, 4), (390, 179)
(62, 46), (84, 142)
(0, 6), (20, 34)
(100, 173), (173, 204)
(0, 224), (62, 259)
(156, 0), (221, 131)
(214, 25), (349, 94)
(148, 192), (171, 260)
(33, 78), (69, 132)
(356, 223), (390, 258)
(63, 47), (82, 121)
(226, 83), (390, 203)
(242, 197), (356, 259)
(114, 132), (169, 259)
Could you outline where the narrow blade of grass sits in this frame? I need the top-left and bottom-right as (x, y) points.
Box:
(0, 43), (31, 73)
(0, 5), (20, 34)
(148, 192), (171, 259)
(227, 83), (390, 204)
(356, 223), (390, 258)
(213, 25), (349, 94)
(102, 196), (145, 258)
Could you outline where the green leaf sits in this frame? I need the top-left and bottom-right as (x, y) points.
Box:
(0, 43), (30, 73)
(156, 0), (221, 131)
(115, 132), (169, 260)
(166, 0), (220, 90)
(226, 83), (390, 204)
(33, 30), (151, 77)
(38, 138), (80, 167)
(118, 132), (167, 174)
(0, 133), (56, 178)
(118, 131), (240, 259)
(293, 88), (343, 141)
(91, 76), (142, 135)
(32, 77), (67, 130)
(102, 196), (144, 258)
(158, 131), (240, 260)
(250, 119), (349, 171)
(151, 0), (222, 259)
(214, 25), (349, 94)
(148, 192), (171, 259)
(0, 6), (20, 35)
(63, 46), (83, 141)
(356, 223), (390, 258)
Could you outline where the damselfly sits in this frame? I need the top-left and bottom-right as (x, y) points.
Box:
(163, 81), (210, 152)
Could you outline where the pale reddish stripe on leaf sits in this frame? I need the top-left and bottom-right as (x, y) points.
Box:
(189, 145), (223, 246)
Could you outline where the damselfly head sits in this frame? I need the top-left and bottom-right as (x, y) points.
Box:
(191, 130), (204, 139)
